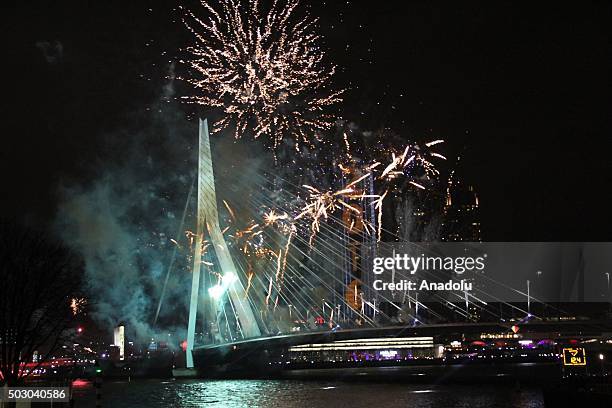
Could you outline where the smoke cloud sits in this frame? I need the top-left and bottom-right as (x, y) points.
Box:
(54, 64), (275, 345)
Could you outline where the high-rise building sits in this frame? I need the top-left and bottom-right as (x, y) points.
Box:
(113, 324), (125, 361)
(442, 180), (481, 242)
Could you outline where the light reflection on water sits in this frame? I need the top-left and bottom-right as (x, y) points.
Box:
(72, 379), (544, 408)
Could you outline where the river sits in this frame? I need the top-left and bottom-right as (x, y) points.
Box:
(70, 379), (544, 407)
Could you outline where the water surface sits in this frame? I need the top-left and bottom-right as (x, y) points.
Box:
(71, 379), (544, 407)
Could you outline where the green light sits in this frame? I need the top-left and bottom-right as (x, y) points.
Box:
(208, 284), (224, 299)
(222, 271), (237, 285)
(208, 272), (239, 300)
(96, 368), (102, 373)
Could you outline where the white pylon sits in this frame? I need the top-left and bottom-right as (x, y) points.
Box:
(186, 119), (261, 368)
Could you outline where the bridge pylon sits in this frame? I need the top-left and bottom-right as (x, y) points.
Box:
(186, 118), (261, 368)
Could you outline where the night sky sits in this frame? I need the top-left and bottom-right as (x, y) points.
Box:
(4, 0), (611, 241)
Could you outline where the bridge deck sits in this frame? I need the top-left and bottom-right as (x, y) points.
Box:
(194, 319), (612, 352)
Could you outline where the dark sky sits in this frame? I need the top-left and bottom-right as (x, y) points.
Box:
(3, 0), (611, 241)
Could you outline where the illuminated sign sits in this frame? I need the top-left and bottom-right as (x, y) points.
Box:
(563, 348), (586, 366)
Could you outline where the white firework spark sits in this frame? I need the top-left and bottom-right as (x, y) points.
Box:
(181, 0), (343, 150)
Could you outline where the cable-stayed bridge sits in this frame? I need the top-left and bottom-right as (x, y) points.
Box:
(158, 119), (611, 378)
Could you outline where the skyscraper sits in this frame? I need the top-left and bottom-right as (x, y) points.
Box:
(442, 180), (481, 242)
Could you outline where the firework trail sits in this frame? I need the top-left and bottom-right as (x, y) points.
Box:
(181, 0), (343, 151)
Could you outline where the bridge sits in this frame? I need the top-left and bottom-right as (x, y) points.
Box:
(191, 319), (612, 378)
(155, 119), (611, 379)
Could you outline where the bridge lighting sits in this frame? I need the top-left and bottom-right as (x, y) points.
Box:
(208, 284), (224, 299)
(208, 272), (238, 299)
(222, 271), (238, 285)
(208, 273), (239, 300)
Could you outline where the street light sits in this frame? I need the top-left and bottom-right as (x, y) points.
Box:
(526, 280), (530, 315)
(606, 273), (611, 314)
(600, 353), (605, 376)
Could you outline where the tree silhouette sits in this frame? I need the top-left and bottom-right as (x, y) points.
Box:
(0, 220), (83, 385)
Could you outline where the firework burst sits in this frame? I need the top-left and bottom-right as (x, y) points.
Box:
(295, 182), (375, 245)
(70, 297), (87, 316)
(294, 138), (447, 244)
(181, 0), (343, 150)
